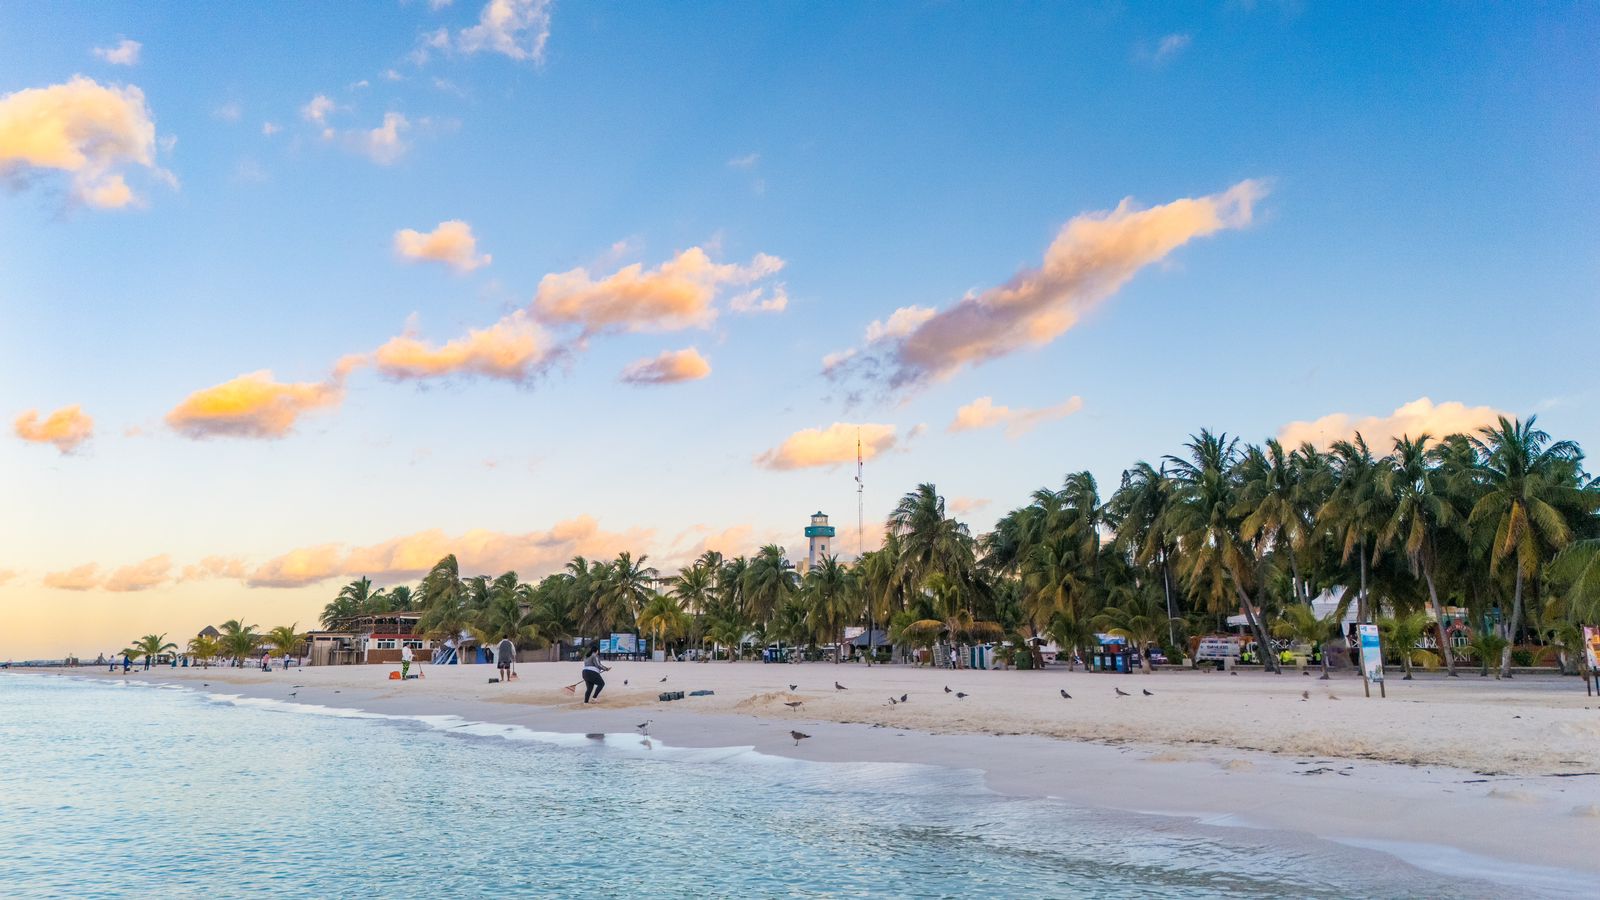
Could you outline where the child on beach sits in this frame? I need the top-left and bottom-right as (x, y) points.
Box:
(581, 645), (609, 703)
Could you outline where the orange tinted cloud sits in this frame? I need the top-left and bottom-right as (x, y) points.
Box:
(620, 347), (711, 385)
(246, 517), (651, 588)
(366, 310), (551, 383)
(166, 370), (343, 439)
(246, 543), (344, 588)
(0, 569), (16, 586)
(755, 422), (896, 471)
(395, 219), (491, 271)
(533, 247), (783, 334)
(829, 181), (1264, 390)
(14, 404), (94, 453)
(43, 563), (100, 591)
(948, 395), (1083, 438)
(103, 555), (171, 592)
(0, 76), (169, 208)
(949, 496), (992, 518)
(1279, 397), (1507, 449)
(180, 556), (248, 581)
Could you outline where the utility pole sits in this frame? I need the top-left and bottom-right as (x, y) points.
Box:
(856, 430), (869, 666)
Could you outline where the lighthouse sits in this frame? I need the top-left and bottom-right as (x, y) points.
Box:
(804, 511), (836, 569)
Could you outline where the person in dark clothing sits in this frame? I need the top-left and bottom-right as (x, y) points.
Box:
(581, 645), (609, 703)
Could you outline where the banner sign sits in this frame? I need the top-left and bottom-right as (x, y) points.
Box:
(1358, 623), (1384, 684)
(605, 633), (638, 654)
(1195, 636), (1240, 661)
(1584, 626), (1600, 671)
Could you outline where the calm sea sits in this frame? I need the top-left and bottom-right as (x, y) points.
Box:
(0, 675), (1516, 898)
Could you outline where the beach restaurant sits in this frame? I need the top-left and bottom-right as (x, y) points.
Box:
(305, 613), (436, 665)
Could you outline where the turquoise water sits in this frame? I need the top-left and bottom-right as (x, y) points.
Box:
(0, 675), (1497, 897)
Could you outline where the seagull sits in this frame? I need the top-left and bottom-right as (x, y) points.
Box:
(289, 691), (298, 698)
(1115, 687), (1130, 697)
(1301, 690), (1310, 701)
(783, 701), (803, 710)
(659, 676), (668, 683)
(955, 692), (969, 699)
(623, 679), (629, 685)
(788, 684), (798, 691)
(790, 730), (810, 746)
(1142, 689), (1154, 697)
(834, 681), (847, 691)
(888, 697), (898, 705)
(636, 720), (652, 734)
(944, 686), (952, 694)
(1060, 689), (1072, 699)
(899, 693), (908, 703)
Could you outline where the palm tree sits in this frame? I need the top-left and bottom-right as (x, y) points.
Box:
(1110, 461), (1182, 646)
(324, 577), (383, 630)
(1464, 630), (1510, 678)
(187, 634), (220, 668)
(595, 552), (657, 633)
(1271, 602), (1343, 679)
(1093, 583), (1169, 673)
(901, 573), (1002, 667)
(132, 633), (178, 666)
(1318, 434), (1391, 625)
(1377, 611), (1431, 679)
(472, 573), (542, 646)
(802, 555), (856, 663)
(1164, 431), (1278, 672)
(889, 483), (977, 590)
(637, 593), (690, 656)
(1468, 416), (1584, 677)
(217, 619), (259, 665)
(743, 545), (799, 624)
(1377, 434), (1462, 675)
(417, 555), (470, 649)
(265, 624), (306, 661)
(1239, 439), (1314, 607)
(670, 563), (715, 615)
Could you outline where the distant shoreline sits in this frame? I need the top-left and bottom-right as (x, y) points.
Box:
(15, 660), (1600, 889)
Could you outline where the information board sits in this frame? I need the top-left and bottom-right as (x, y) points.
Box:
(1358, 623), (1384, 684)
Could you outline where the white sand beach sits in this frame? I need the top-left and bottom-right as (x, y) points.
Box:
(49, 660), (1600, 886)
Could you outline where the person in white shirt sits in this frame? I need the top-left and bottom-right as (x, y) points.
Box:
(401, 644), (414, 678)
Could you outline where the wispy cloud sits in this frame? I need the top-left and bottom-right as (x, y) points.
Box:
(727, 152), (759, 169)
(103, 555), (172, 592)
(755, 422), (896, 471)
(92, 38), (142, 66)
(948, 395), (1083, 438)
(0, 76), (172, 209)
(364, 310), (552, 383)
(824, 180), (1265, 392)
(1137, 32), (1192, 66)
(457, 0), (554, 64)
(394, 219), (491, 271)
(620, 347), (711, 385)
(14, 404), (94, 453)
(533, 247), (784, 334)
(43, 564), (100, 591)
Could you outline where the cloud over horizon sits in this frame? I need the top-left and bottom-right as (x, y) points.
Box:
(43, 563), (100, 591)
(103, 555), (172, 592)
(365, 310), (553, 383)
(14, 404), (95, 453)
(1278, 397), (1508, 449)
(0, 76), (170, 209)
(948, 394), (1083, 438)
(620, 347), (711, 385)
(755, 422), (896, 471)
(825, 180), (1264, 391)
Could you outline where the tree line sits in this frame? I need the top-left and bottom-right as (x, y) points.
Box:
(270, 416), (1600, 677)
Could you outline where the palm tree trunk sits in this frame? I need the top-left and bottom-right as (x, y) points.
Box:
(1230, 577), (1277, 673)
(1422, 567), (1457, 676)
(1160, 549), (1177, 649)
(1500, 567), (1524, 678)
(1358, 542), (1369, 624)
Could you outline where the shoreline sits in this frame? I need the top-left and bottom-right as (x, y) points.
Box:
(18, 662), (1600, 888)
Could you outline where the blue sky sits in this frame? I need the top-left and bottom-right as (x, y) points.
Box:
(2, 1), (1596, 657)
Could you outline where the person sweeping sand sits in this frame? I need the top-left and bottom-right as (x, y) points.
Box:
(581, 645), (609, 703)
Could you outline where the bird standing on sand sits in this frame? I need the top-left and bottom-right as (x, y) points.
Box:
(835, 681), (847, 691)
(1142, 689), (1154, 697)
(789, 684), (798, 691)
(1301, 690), (1310, 701)
(784, 701), (803, 710)
(636, 720), (652, 734)
(899, 693), (908, 703)
(944, 686), (952, 694)
(660, 676), (668, 683)
(790, 730), (810, 746)
(623, 679), (629, 685)
(1059, 689), (1071, 699)
(888, 697), (898, 705)
(1114, 687), (1130, 697)
(955, 692), (969, 699)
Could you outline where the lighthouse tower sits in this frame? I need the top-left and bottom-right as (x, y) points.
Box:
(804, 511), (836, 569)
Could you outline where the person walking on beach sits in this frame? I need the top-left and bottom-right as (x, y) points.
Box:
(496, 637), (516, 682)
(401, 643), (413, 679)
(581, 644), (609, 703)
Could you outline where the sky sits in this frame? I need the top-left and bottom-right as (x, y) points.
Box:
(3, 1), (1597, 659)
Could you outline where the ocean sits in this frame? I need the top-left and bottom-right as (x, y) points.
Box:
(0, 674), (1510, 897)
